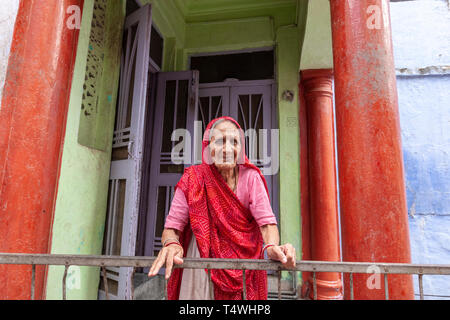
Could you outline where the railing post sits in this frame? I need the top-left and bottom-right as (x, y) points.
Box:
(384, 274), (389, 300)
(418, 274), (424, 300)
(207, 268), (213, 294)
(312, 271), (317, 300)
(349, 273), (354, 300)
(291, 270), (297, 298)
(164, 277), (168, 300)
(277, 270), (282, 300)
(242, 269), (247, 300)
(131, 267), (136, 300)
(62, 264), (69, 300)
(101, 265), (109, 300)
(31, 264), (35, 300)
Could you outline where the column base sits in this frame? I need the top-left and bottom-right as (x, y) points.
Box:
(308, 277), (343, 300)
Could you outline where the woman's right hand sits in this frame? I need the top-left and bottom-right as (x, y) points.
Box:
(148, 244), (184, 280)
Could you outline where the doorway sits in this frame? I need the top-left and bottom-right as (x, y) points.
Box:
(99, 3), (279, 300)
(139, 48), (279, 269)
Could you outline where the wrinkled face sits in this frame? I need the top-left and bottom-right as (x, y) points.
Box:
(209, 120), (242, 171)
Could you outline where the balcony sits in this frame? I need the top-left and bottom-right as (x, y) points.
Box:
(0, 253), (449, 300)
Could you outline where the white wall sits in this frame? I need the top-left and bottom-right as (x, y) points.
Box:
(0, 0), (20, 106)
(391, 0), (450, 69)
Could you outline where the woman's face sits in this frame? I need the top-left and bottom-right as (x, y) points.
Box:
(209, 120), (242, 171)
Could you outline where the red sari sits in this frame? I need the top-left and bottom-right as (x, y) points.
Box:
(167, 116), (270, 300)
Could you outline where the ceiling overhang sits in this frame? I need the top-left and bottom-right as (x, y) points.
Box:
(174, 0), (298, 24)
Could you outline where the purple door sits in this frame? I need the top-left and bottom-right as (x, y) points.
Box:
(100, 4), (152, 300)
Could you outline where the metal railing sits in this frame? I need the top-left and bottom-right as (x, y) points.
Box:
(0, 253), (449, 300)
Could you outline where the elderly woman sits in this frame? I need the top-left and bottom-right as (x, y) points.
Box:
(148, 116), (296, 300)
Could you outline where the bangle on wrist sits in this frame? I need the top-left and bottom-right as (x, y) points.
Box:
(262, 244), (276, 254)
(164, 242), (182, 248)
(163, 238), (180, 247)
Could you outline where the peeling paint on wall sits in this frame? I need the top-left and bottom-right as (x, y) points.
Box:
(397, 65), (450, 76)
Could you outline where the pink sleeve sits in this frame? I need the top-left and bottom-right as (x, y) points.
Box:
(248, 171), (278, 227)
(164, 188), (190, 232)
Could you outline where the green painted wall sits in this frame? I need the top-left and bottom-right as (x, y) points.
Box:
(300, 0), (333, 70)
(141, 0), (186, 71)
(180, 0), (297, 29)
(181, 17), (275, 69)
(45, 0), (126, 300)
(145, 0), (186, 45)
(276, 25), (302, 282)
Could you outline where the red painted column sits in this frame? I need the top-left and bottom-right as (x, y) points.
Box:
(329, 0), (414, 299)
(301, 69), (342, 300)
(0, 0), (83, 299)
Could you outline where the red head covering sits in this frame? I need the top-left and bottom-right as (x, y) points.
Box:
(167, 116), (269, 300)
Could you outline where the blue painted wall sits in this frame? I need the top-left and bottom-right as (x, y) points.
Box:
(391, 0), (450, 299)
(397, 75), (450, 299)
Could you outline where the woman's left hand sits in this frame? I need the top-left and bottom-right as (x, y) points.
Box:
(266, 243), (296, 269)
